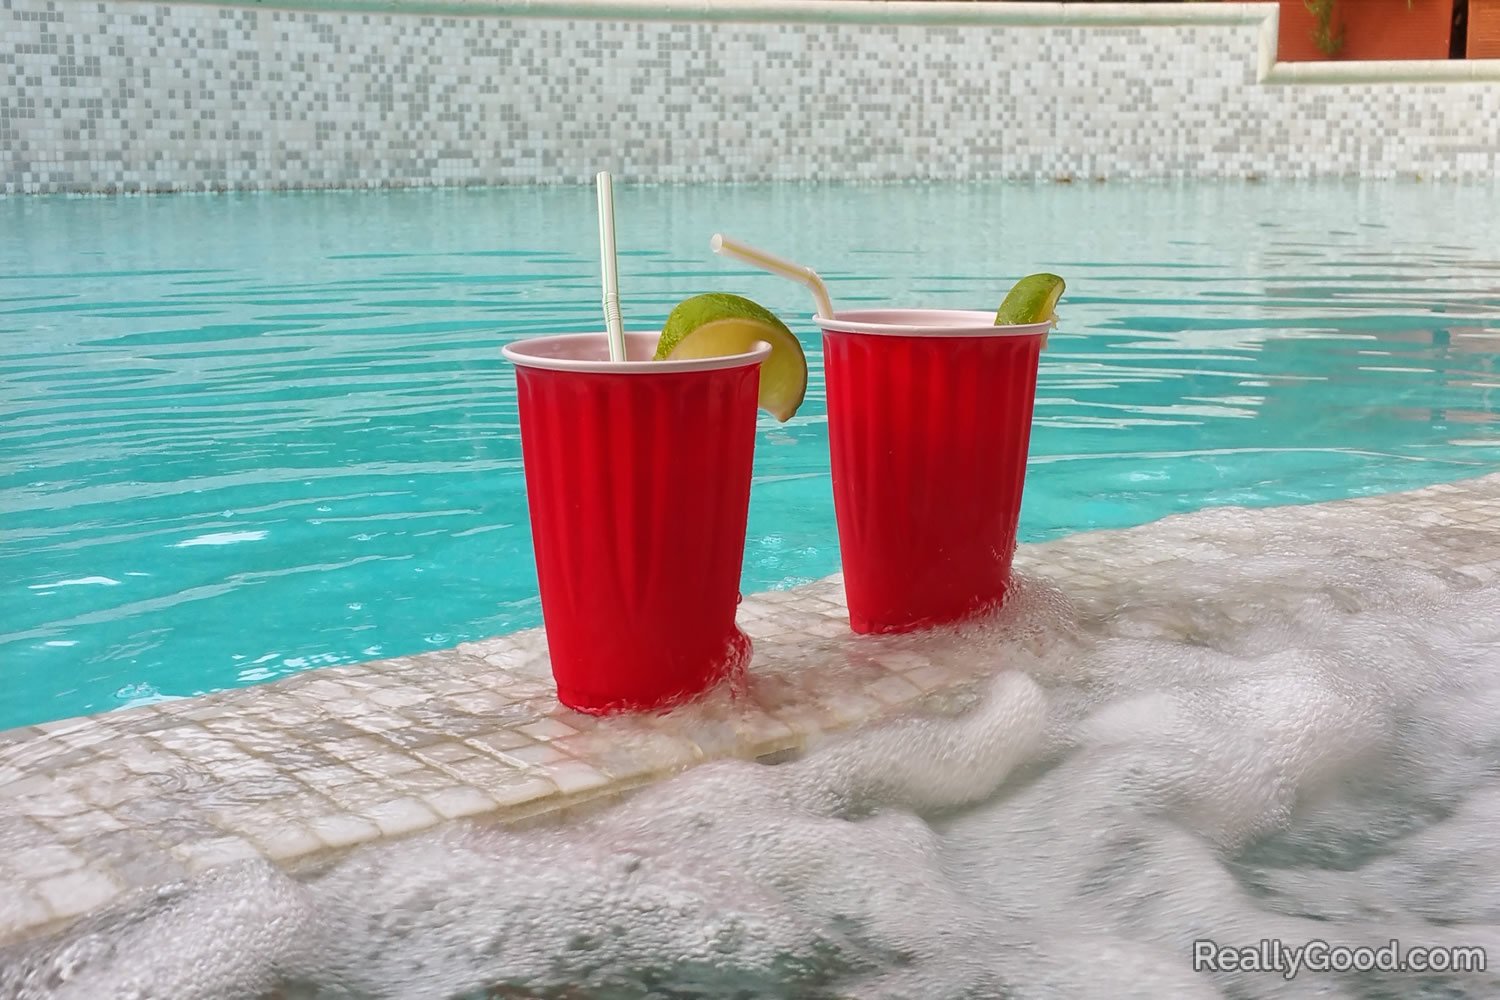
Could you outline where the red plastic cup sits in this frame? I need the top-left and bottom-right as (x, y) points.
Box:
(502, 331), (770, 714)
(818, 309), (1049, 635)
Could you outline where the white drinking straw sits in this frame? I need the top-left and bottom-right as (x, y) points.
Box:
(710, 233), (836, 322)
(596, 171), (626, 363)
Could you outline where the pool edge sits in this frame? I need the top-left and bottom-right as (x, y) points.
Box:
(3, 468), (1500, 951)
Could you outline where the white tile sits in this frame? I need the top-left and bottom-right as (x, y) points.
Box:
(867, 674), (924, 707)
(0, 890), (53, 937)
(499, 743), (570, 768)
(9, 845), (87, 879)
(905, 665), (962, 694)
(307, 814), (382, 850)
(35, 867), (123, 919)
(874, 651), (934, 673)
(516, 718), (580, 742)
(254, 825), (328, 861)
(362, 797), (441, 838)
(176, 837), (263, 873)
(15, 791), (92, 819)
(486, 775), (559, 808)
(420, 786), (499, 821)
(542, 761), (612, 796)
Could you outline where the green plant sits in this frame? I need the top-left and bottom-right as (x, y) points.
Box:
(1305, 0), (1420, 58)
(1305, 0), (1346, 55)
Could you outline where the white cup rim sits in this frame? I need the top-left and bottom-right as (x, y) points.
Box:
(814, 309), (1050, 338)
(502, 331), (771, 373)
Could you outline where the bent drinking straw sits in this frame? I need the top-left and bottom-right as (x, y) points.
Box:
(710, 233), (836, 322)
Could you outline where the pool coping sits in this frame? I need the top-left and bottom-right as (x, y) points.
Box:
(4, 470), (1500, 951)
(147, 0), (1500, 85)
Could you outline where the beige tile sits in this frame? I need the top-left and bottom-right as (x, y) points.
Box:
(346, 711), (414, 733)
(38, 809), (127, 839)
(0, 889), (53, 938)
(113, 849), (193, 888)
(350, 752), (429, 778)
(553, 730), (701, 782)
(74, 774), (153, 810)
(420, 785), (499, 821)
(9, 844), (87, 879)
(415, 742), (479, 765)
(803, 617), (852, 638)
(380, 767), (464, 796)
(322, 736), (390, 762)
(175, 837), (264, 873)
(822, 692), (886, 727)
(487, 775), (559, 808)
(444, 691), (518, 715)
(307, 814), (382, 850)
(516, 718), (580, 742)
(443, 756), (534, 789)
(296, 764), (367, 788)
(15, 791), (92, 819)
(905, 665), (963, 694)
(536, 761), (610, 797)
(463, 730), (538, 757)
(0, 774), (61, 798)
(326, 781), (404, 813)
(253, 824), (328, 862)
(35, 867), (123, 919)
(874, 650), (934, 673)
(867, 674), (924, 707)
(730, 710), (797, 751)
(368, 687), (434, 710)
(361, 797), (441, 838)
(499, 742), (571, 768)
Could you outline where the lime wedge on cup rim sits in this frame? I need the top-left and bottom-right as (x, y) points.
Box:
(655, 292), (808, 422)
(995, 273), (1066, 327)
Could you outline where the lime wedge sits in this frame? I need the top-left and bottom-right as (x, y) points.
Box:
(655, 292), (808, 422)
(995, 273), (1066, 326)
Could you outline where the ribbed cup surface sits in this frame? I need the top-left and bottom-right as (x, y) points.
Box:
(513, 361), (759, 713)
(822, 325), (1042, 634)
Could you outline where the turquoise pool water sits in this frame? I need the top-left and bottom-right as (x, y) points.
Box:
(3, 182), (1498, 729)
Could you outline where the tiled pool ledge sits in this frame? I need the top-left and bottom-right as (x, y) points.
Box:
(4, 472), (1500, 950)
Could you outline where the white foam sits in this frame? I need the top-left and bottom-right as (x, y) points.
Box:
(6, 502), (1500, 999)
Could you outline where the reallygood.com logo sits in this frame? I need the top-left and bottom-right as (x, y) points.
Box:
(1193, 939), (1488, 980)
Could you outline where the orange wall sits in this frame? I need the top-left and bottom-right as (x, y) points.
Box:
(1275, 0), (1455, 61)
(1471, 0), (1500, 57)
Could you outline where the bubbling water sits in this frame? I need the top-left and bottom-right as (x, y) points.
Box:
(6, 505), (1500, 999)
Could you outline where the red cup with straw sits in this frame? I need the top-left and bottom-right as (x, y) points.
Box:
(710, 235), (1050, 635)
(503, 178), (768, 714)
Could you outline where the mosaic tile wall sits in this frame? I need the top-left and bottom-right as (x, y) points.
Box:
(1, 0), (1497, 193)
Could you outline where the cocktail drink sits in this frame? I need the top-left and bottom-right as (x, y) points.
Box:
(503, 295), (807, 715)
(818, 310), (1050, 634)
(506, 175), (810, 715)
(704, 234), (1064, 636)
